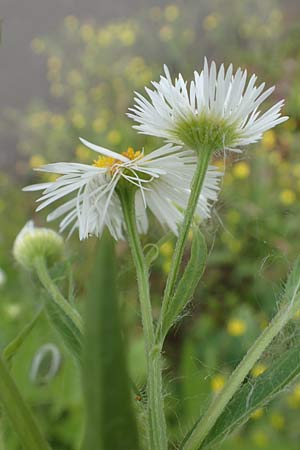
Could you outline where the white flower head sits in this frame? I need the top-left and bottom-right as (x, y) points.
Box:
(128, 58), (288, 152)
(24, 139), (222, 241)
(13, 221), (64, 270)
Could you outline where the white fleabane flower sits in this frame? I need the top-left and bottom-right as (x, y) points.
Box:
(23, 139), (221, 241)
(128, 58), (288, 152)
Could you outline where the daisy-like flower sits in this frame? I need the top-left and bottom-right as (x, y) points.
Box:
(128, 58), (288, 152)
(24, 138), (221, 240)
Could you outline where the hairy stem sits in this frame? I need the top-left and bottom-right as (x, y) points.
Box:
(34, 256), (83, 335)
(181, 295), (300, 450)
(158, 149), (212, 341)
(120, 189), (168, 450)
(0, 356), (51, 450)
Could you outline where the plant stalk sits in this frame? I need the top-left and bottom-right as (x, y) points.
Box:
(120, 188), (168, 450)
(159, 149), (212, 341)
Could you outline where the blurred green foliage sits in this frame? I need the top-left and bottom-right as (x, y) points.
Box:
(1, 0), (300, 449)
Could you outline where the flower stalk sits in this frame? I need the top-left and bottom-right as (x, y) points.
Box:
(34, 256), (83, 335)
(159, 148), (212, 341)
(119, 188), (168, 450)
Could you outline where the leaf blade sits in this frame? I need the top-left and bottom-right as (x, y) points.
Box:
(83, 233), (140, 450)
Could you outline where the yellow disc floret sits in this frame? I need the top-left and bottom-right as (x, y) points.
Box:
(92, 147), (142, 173)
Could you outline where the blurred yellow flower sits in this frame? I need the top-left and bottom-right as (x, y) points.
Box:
(292, 164), (300, 177)
(67, 70), (82, 86)
(107, 130), (121, 145)
(50, 114), (65, 129)
(226, 210), (241, 225)
(262, 130), (276, 149)
(160, 241), (173, 257)
(64, 15), (79, 32)
(159, 25), (173, 42)
(30, 155), (46, 168)
(279, 189), (296, 205)
(92, 118), (107, 133)
(80, 24), (95, 42)
(71, 112), (86, 129)
(233, 161), (250, 179)
(97, 29), (113, 47)
(211, 374), (226, 393)
(203, 14), (219, 31)
(162, 259), (172, 274)
(251, 363), (267, 378)
(47, 56), (62, 71)
(287, 383), (300, 408)
(252, 430), (269, 448)
(250, 408), (264, 420)
(164, 5), (180, 22)
(31, 38), (46, 54)
(119, 28), (136, 46)
(227, 318), (247, 336)
(270, 412), (285, 430)
(221, 233), (242, 253)
(75, 145), (91, 162)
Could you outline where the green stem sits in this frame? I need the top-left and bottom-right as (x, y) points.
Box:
(120, 188), (168, 450)
(0, 356), (51, 450)
(181, 296), (300, 450)
(34, 256), (84, 335)
(159, 149), (212, 340)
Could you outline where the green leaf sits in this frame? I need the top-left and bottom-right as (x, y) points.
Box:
(161, 228), (207, 337)
(3, 308), (43, 365)
(83, 233), (140, 450)
(44, 298), (82, 362)
(34, 257), (83, 363)
(199, 346), (300, 450)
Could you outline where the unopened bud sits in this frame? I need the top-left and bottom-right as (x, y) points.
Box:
(13, 221), (64, 270)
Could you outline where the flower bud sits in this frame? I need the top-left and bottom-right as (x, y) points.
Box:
(13, 221), (64, 270)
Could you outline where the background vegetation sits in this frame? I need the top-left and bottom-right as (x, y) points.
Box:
(1, 0), (300, 448)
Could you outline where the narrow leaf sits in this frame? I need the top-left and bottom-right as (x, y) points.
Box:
(161, 228), (207, 337)
(83, 233), (140, 450)
(34, 257), (83, 363)
(200, 346), (300, 449)
(44, 298), (82, 362)
(3, 308), (43, 365)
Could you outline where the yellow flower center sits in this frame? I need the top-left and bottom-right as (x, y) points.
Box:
(92, 147), (141, 174)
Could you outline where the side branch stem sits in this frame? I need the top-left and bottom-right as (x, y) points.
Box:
(34, 256), (84, 335)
